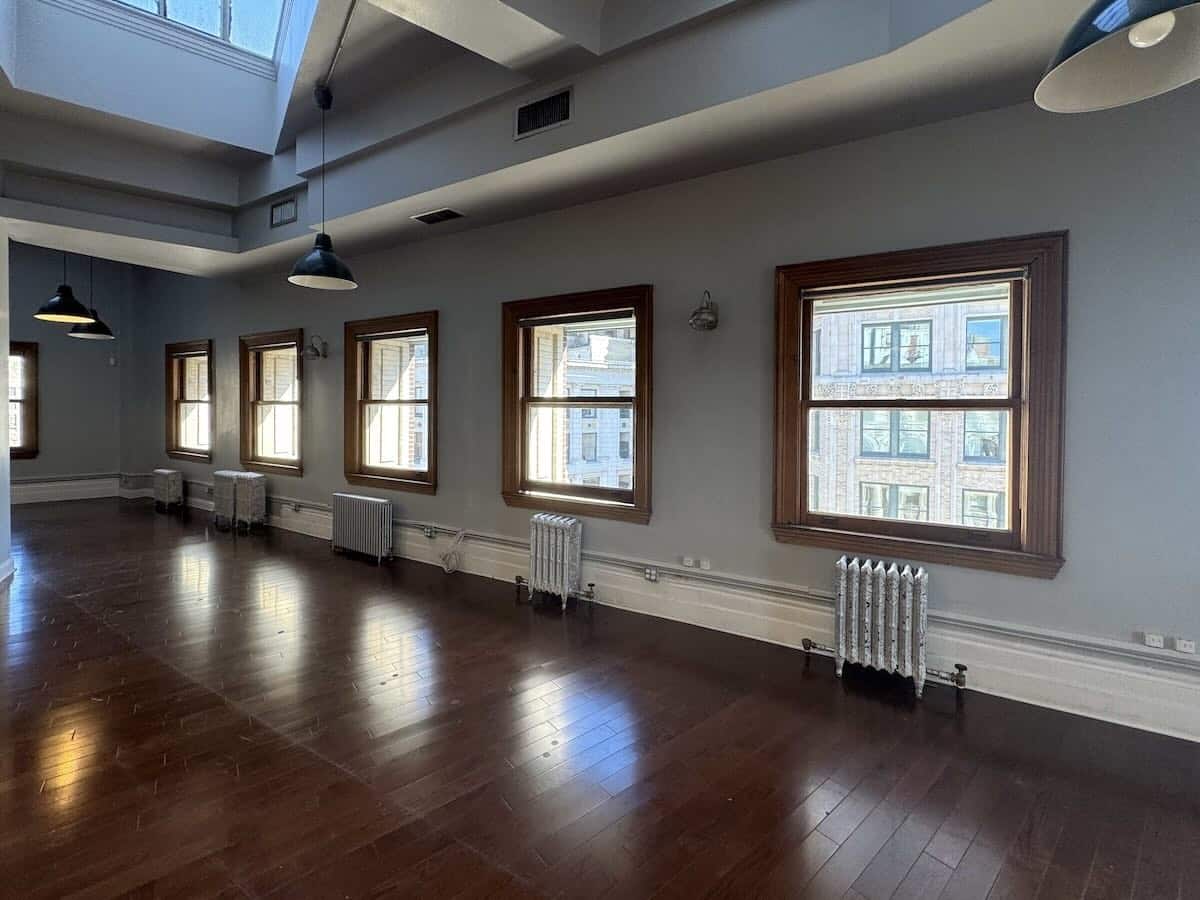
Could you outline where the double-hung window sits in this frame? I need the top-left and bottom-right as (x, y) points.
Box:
(166, 340), (213, 460)
(774, 234), (1067, 578)
(240, 330), (302, 474)
(502, 285), (652, 524)
(9, 342), (38, 459)
(344, 313), (438, 493)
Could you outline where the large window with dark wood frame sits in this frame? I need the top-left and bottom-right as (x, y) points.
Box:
(502, 285), (652, 524)
(240, 330), (302, 475)
(9, 342), (38, 459)
(774, 234), (1066, 578)
(344, 312), (437, 494)
(165, 340), (213, 461)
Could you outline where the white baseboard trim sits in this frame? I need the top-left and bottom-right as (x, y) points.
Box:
(258, 502), (1200, 743)
(12, 475), (121, 504)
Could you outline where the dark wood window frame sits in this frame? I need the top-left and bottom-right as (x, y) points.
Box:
(343, 312), (438, 495)
(9, 341), (38, 460)
(774, 233), (1067, 578)
(165, 339), (214, 462)
(239, 329), (303, 476)
(502, 285), (653, 525)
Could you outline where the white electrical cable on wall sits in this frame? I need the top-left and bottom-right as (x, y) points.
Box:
(440, 530), (467, 574)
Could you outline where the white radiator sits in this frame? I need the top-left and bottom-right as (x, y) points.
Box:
(834, 555), (929, 697)
(332, 493), (393, 564)
(529, 513), (582, 611)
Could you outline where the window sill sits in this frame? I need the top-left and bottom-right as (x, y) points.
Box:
(167, 449), (212, 463)
(243, 460), (303, 477)
(345, 472), (436, 495)
(772, 523), (1063, 579)
(503, 490), (650, 525)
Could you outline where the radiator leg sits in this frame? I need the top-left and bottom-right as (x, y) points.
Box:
(835, 658), (844, 678)
(914, 680), (925, 700)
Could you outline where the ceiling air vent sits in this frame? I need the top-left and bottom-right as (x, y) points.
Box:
(515, 87), (572, 139)
(411, 208), (464, 226)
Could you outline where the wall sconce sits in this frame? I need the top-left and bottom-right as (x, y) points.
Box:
(303, 335), (329, 359)
(689, 290), (719, 331)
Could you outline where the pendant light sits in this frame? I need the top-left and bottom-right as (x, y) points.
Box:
(288, 84), (357, 290)
(69, 258), (115, 341)
(35, 252), (96, 324)
(1036, 1), (1200, 113)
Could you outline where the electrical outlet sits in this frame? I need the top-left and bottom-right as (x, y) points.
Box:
(681, 556), (695, 568)
(1174, 637), (1196, 654)
(699, 558), (711, 571)
(1144, 632), (1165, 649)
(643, 567), (659, 583)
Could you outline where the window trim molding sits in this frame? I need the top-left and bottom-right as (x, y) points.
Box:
(165, 339), (214, 463)
(501, 285), (653, 525)
(239, 329), (303, 477)
(9, 341), (39, 460)
(343, 312), (438, 495)
(773, 233), (1067, 579)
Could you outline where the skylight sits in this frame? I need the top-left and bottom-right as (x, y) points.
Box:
(115, 0), (285, 59)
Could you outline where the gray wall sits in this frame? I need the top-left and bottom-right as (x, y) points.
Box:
(125, 94), (1200, 647)
(9, 243), (131, 479)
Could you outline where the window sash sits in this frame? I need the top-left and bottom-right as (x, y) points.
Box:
(167, 341), (212, 458)
(8, 342), (37, 457)
(359, 399), (430, 475)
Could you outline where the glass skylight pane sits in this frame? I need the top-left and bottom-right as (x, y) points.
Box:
(167, 0), (221, 37)
(230, 0), (284, 57)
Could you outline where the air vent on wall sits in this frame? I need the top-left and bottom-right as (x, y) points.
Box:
(515, 87), (572, 139)
(411, 208), (464, 226)
(270, 196), (298, 228)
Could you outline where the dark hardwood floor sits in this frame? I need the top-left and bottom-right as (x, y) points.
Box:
(2, 499), (1198, 899)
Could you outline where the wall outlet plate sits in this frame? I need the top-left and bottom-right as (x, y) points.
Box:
(682, 556), (695, 568)
(1144, 632), (1165, 649)
(699, 558), (711, 571)
(1174, 637), (1196, 654)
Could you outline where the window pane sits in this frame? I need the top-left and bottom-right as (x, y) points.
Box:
(367, 334), (427, 401)
(259, 347), (297, 402)
(528, 317), (636, 398)
(8, 356), (23, 400)
(179, 401), (210, 450)
(166, 0), (221, 35)
(964, 410), (1006, 462)
(182, 355), (209, 401)
(255, 404), (297, 460)
(813, 281), (1011, 400)
(9, 401), (20, 448)
(966, 317), (1007, 370)
(809, 408), (1010, 528)
(229, 0), (284, 56)
(963, 490), (1006, 529)
(364, 402), (427, 471)
(526, 406), (634, 490)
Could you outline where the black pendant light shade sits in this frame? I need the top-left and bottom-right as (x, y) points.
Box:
(1036, 1), (1200, 112)
(35, 284), (95, 324)
(288, 232), (357, 290)
(68, 309), (115, 340)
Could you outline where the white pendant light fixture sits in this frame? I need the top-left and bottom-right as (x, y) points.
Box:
(1037, 1), (1200, 112)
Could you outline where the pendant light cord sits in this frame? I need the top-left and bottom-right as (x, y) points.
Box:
(321, 104), (326, 234)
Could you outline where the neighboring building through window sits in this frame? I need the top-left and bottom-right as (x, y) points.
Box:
(344, 312), (438, 494)
(774, 234), (1068, 578)
(165, 340), (213, 460)
(239, 330), (302, 474)
(502, 285), (652, 524)
(9, 342), (38, 459)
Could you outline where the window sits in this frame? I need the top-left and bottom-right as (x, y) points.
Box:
(113, 0), (286, 58)
(966, 316), (1007, 370)
(860, 409), (930, 458)
(963, 490), (1005, 529)
(861, 321), (932, 373)
(344, 312), (438, 494)
(964, 410), (1006, 463)
(165, 340), (213, 460)
(774, 234), (1067, 578)
(9, 342), (38, 459)
(502, 285), (652, 524)
(860, 484), (930, 521)
(239, 330), (302, 474)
